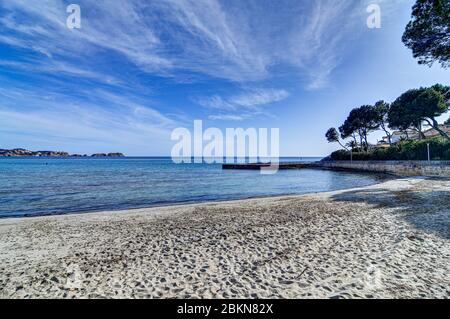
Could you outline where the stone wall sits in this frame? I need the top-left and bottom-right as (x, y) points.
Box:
(318, 161), (450, 177)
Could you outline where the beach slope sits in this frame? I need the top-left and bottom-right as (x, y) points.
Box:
(0, 177), (449, 299)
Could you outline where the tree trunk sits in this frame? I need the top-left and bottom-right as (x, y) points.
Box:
(352, 133), (358, 146)
(404, 130), (409, 140)
(358, 129), (363, 148)
(380, 123), (392, 144)
(427, 118), (450, 141)
(415, 128), (426, 140)
(362, 129), (369, 152)
(417, 121), (427, 140)
(338, 141), (349, 151)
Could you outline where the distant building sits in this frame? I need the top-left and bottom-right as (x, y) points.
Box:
(388, 130), (420, 143)
(423, 125), (450, 138)
(377, 136), (391, 145)
(378, 125), (450, 145)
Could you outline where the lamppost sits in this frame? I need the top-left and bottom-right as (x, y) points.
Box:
(427, 143), (430, 162)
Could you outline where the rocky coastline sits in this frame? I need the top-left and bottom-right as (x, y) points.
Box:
(0, 148), (125, 158)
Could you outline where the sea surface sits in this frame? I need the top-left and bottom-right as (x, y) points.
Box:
(0, 157), (390, 218)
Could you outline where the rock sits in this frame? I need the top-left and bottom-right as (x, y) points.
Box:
(0, 148), (68, 157)
(107, 153), (125, 157)
(0, 148), (124, 158)
(91, 153), (124, 157)
(37, 151), (70, 157)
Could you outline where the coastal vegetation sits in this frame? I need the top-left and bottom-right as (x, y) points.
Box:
(325, 84), (450, 161)
(389, 84), (450, 140)
(329, 137), (450, 161)
(326, 0), (450, 161)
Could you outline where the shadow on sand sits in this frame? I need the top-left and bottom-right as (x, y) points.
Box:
(330, 181), (450, 240)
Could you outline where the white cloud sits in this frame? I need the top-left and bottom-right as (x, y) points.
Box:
(208, 114), (244, 121)
(0, 0), (405, 88)
(197, 95), (235, 111)
(0, 84), (178, 150)
(198, 89), (289, 110)
(0, 58), (122, 85)
(230, 89), (290, 108)
(199, 88), (289, 121)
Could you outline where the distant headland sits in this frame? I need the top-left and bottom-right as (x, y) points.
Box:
(0, 148), (125, 158)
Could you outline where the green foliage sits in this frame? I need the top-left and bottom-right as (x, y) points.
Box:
(374, 100), (392, 143)
(326, 127), (348, 150)
(402, 0), (450, 68)
(432, 83), (450, 100)
(339, 120), (355, 140)
(374, 100), (390, 119)
(388, 88), (424, 131)
(329, 137), (450, 161)
(358, 105), (381, 132)
(415, 86), (449, 118)
(346, 140), (358, 149)
(338, 105), (380, 148)
(329, 150), (352, 161)
(388, 85), (450, 140)
(326, 128), (339, 143)
(444, 149), (450, 159)
(325, 83), (450, 158)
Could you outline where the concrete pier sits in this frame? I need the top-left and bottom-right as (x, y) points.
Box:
(222, 162), (317, 170)
(222, 160), (450, 177)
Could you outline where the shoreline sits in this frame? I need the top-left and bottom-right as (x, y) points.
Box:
(1, 171), (393, 220)
(0, 177), (449, 298)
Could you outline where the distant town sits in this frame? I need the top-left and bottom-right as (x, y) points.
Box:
(0, 148), (125, 157)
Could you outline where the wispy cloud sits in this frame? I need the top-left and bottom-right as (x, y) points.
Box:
(208, 114), (245, 121)
(197, 88), (289, 120)
(196, 95), (235, 111)
(0, 0), (404, 88)
(0, 82), (179, 154)
(0, 0), (409, 153)
(198, 89), (289, 110)
(0, 58), (122, 85)
(230, 89), (290, 109)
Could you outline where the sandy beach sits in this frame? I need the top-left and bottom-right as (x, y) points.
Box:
(0, 177), (449, 299)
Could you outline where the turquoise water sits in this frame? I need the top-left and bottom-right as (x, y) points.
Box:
(0, 157), (389, 218)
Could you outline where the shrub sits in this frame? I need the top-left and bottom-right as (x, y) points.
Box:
(327, 137), (450, 161)
(329, 150), (351, 161)
(444, 149), (450, 160)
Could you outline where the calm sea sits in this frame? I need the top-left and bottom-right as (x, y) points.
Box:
(0, 157), (389, 218)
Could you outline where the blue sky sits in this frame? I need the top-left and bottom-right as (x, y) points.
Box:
(0, 0), (449, 156)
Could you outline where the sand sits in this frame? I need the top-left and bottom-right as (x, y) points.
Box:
(0, 177), (449, 299)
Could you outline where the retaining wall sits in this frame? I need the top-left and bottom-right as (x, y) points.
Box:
(318, 161), (450, 177)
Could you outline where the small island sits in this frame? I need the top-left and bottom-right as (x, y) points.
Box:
(0, 148), (125, 158)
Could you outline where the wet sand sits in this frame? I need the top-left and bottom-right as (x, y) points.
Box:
(0, 177), (449, 299)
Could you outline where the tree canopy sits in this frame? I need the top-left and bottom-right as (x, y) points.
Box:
(339, 111), (360, 142)
(325, 83), (450, 154)
(402, 0), (450, 68)
(338, 105), (380, 150)
(388, 88), (425, 132)
(326, 128), (339, 143)
(326, 128), (348, 151)
(374, 101), (392, 144)
(388, 85), (450, 140)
